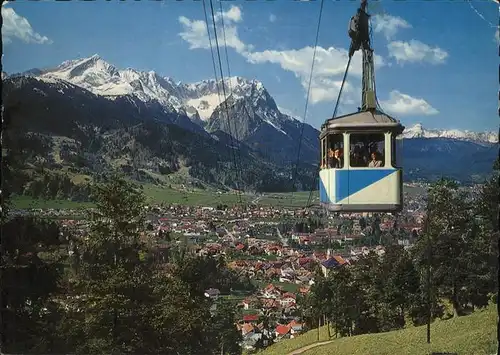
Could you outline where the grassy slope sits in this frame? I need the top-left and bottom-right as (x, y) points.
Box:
(252, 325), (331, 355)
(259, 305), (497, 355)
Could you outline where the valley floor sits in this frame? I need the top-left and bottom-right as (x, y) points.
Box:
(258, 304), (497, 355)
(10, 184), (427, 210)
(10, 187), (319, 210)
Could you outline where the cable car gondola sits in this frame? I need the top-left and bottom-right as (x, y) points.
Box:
(319, 0), (404, 213)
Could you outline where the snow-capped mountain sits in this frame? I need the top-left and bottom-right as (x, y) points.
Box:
(34, 55), (297, 128)
(207, 82), (318, 163)
(180, 76), (266, 121)
(18, 54), (316, 163)
(39, 54), (183, 113)
(402, 123), (498, 144)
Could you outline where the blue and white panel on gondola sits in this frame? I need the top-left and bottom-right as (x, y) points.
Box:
(319, 168), (401, 208)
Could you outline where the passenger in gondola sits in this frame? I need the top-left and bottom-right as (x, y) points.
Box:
(321, 148), (333, 169)
(332, 148), (343, 168)
(350, 147), (365, 167)
(323, 148), (341, 169)
(368, 151), (383, 168)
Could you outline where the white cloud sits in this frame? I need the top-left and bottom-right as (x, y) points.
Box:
(372, 14), (411, 40)
(178, 6), (386, 104)
(495, 28), (499, 43)
(178, 6), (249, 54)
(178, 16), (210, 49)
(2, 4), (52, 45)
(380, 90), (438, 116)
(269, 14), (277, 23)
(246, 46), (384, 104)
(215, 5), (242, 23)
(387, 40), (448, 65)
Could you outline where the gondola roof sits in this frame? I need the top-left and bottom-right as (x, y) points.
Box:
(320, 109), (404, 137)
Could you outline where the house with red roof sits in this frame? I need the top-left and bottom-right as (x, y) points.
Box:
(298, 257), (313, 267)
(235, 243), (245, 251)
(259, 298), (276, 310)
(275, 324), (291, 339)
(240, 323), (255, 336)
(262, 284), (282, 299)
(287, 320), (304, 337)
(242, 314), (259, 323)
(265, 245), (281, 255)
(280, 292), (296, 307)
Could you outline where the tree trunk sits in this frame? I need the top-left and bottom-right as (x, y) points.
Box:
(451, 285), (462, 317)
(317, 317), (320, 341)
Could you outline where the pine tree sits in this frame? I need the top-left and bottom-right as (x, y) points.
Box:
(471, 159), (499, 302)
(210, 298), (242, 355)
(62, 174), (155, 354)
(413, 178), (484, 317)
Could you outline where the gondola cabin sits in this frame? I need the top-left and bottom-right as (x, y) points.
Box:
(319, 109), (404, 213)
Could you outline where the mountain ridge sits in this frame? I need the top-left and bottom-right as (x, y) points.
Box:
(18, 55), (320, 164)
(7, 54), (497, 145)
(401, 123), (497, 144)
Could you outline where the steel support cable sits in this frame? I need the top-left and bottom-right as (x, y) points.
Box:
(207, 0), (243, 205)
(202, 0), (224, 107)
(218, 1), (246, 199)
(202, 0), (230, 201)
(331, 55), (353, 119)
(208, 0), (239, 190)
(289, 0), (325, 209)
(368, 20), (386, 115)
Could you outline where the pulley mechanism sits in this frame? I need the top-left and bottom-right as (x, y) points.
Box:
(348, 0), (377, 111)
(331, 0), (378, 120)
(348, 0), (371, 57)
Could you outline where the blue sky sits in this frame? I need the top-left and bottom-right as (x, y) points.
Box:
(2, 0), (499, 132)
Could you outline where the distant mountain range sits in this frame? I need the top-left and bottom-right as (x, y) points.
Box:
(401, 123), (497, 144)
(2, 55), (498, 193)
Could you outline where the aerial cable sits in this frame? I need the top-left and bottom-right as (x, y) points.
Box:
(331, 56), (353, 119)
(289, 0), (325, 208)
(208, 0), (243, 205)
(202, 0), (241, 204)
(209, 0), (243, 206)
(369, 18), (386, 114)
(218, 0), (247, 201)
(202, 0), (223, 106)
(218, 1), (234, 95)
